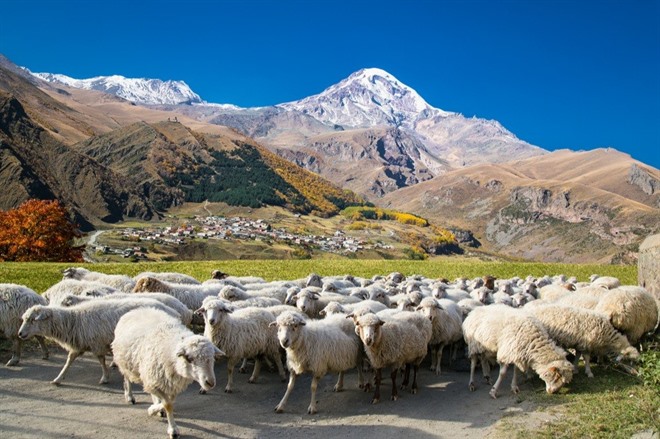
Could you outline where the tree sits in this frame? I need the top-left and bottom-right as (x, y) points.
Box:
(0, 199), (84, 262)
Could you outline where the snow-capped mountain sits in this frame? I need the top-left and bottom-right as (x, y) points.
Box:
(31, 72), (202, 105)
(279, 68), (452, 128)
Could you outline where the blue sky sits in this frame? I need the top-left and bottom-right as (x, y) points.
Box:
(1, 0), (659, 168)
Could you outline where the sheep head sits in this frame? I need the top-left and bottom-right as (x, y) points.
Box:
(176, 335), (223, 392)
(355, 313), (385, 347)
(18, 305), (52, 340)
(539, 360), (573, 394)
(133, 277), (163, 293)
(62, 267), (87, 280)
(211, 270), (228, 280)
(273, 311), (307, 349)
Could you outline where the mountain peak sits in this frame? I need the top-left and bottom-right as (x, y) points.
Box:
(30, 71), (203, 106)
(278, 68), (452, 129)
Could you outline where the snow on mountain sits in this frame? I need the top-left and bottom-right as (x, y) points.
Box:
(31, 71), (202, 105)
(278, 67), (453, 128)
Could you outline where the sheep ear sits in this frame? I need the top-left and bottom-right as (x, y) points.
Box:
(34, 310), (49, 321)
(311, 295), (319, 301)
(297, 320), (306, 326)
(319, 310), (326, 316)
(346, 312), (354, 319)
(549, 366), (558, 373)
(176, 348), (191, 362)
(415, 305), (422, 311)
(194, 308), (205, 316)
(377, 320), (385, 327)
(268, 321), (277, 328)
(214, 346), (226, 358)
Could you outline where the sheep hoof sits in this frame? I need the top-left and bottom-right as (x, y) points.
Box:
(469, 383), (476, 392)
(391, 395), (398, 401)
(362, 383), (372, 392)
(199, 389), (207, 395)
(307, 406), (317, 414)
(248, 378), (256, 384)
(485, 376), (492, 385)
(238, 368), (247, 374)
(224, 388), (233, 394)
(511, 386), (519, 395)
(274, 406), (284, 413)
(129, 397), (136, 405)
(587, 373), (594, 378)
(51, 380), (62, 386)
(333, 385), (343, 393)
(489, 388), (498, 399)
(411, 387), (418, 395)
(168, 428), (180, 439)
(99, 378), (109, 385)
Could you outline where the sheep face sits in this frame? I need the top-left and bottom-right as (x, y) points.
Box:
(306, 273), (322, 288)
(539, 360), (573, 394)
(18, 306), (51, 340)
(200, 303), (232, 326)
(355, 315), (384, 347)
(284, 287), (300, 305)
(617, 346), (640, 362)
(62, 267), (86, 280)
(319, 302), (344, 317)
(61, 295), (85, 307)
(219, 286), (243, 301)
(368, 289), (389, 306)
(133, 277), (162, 293)
(211, 270), (228, 280)
(295, 292), (318, 314)
(274, 320), (305, 349)
(176, 336), (223, 392)
(432, 285), (447, 299)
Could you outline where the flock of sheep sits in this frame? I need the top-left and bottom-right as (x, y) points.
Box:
(1, 267), (658, 438)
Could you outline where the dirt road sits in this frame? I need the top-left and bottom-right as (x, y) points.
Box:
(0, 346), (552, 438)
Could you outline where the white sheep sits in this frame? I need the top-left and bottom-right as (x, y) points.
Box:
(319, 300), (388, 317)
(354, 311), (432, 404)
(552, 292), (600, 310)
(0, 284), (49, 366)
(62, 267), (135, 292)
(17, 299), (181, 385)
(59, 293), (193, 326)
(271, 311), (363, 414)
(590, 275), (621, 290)
(112, 308), (223, 439)
(197, 298), (285, 393)
(415, 297), (463, 375)
(528, 304), (640, 377)
(43, 279), (118, 306)
(594, 286), (659, 344)
(462, 305), (573, 398)
(218, 285), (286, 303)
(456, 298), (484, 319)
(537, 283), (575, 301)
(294, 288), (360, 318)
(133, 271), (201, 285)
(133, 276), (223, 324)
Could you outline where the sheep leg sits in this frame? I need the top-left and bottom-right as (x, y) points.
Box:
(123, 376), (135, 404)
(435, 344), (446, 375)
(52, 351), (82, 385)
(489, 363), (509, 399)
(6, 338), (21, 366)
(238, 358), (249, 374)
(429, 345), (438, 371)
(273, 354), (287, 382)
(97, 354), (110, 384)
(161, 397), (179, 439)
(583, 353), (594, 378)
(481, 356), (492, 385)
(148, 394), (165, 417)
(411, 364), (419, 395)
(275, 372), (297, 413)
(372, 368), (382, 404)
(469, 356), (478, 391)
(511, 367), (520, 394)
(401, 364), (410, 390)
(308, 375), (321, 414)
(573, 350), (581, 373)
(248, 356), (261, 384)
(390, 368), (399, 401)
(225, 358), (237, 393)
(333, 371), (344, 392)
(357, 355), (366, 389)
(36, 335), (49, 360)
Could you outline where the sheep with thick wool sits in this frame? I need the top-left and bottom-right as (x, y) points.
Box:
(0, 284), (49, 366)
(293, 288), (360, 318)
(218, 285), (285, 304)
(133, 271), (201, 285)
(416, 297), (463, 375)
(62, 267), (135, 292)
(271, 311), (363, 414)
(354, 311), (432, 404)
(462, 305), (573, 398)
(18, 299), (181, 385)
(594, 286), (659, 344)
(59, 293), (193, 326)
(197, 298), (285, 393)
(112, 308), (222, 439)
(528, 304), (639, 377)
(43, 279), (118, 306)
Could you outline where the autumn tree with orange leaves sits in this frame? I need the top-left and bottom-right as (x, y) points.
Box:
(0, 199), (84, 262)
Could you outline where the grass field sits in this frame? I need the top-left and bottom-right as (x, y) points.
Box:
(0, 259), (638, 294)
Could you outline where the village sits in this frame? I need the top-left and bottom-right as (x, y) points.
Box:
(94, 215), (393, 259)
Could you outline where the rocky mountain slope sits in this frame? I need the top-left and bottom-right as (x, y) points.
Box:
(383, 148), (660, 263)
(0, 91), (155, 229)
